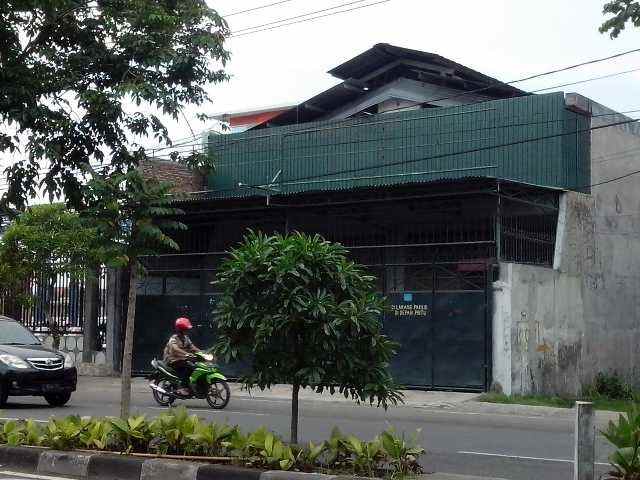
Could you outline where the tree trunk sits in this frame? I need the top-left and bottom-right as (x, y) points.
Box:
(290, 383), (300, 444)
(120, 265), (138, 419)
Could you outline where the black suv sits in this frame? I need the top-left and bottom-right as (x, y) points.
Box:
(0, 316), (77, 407)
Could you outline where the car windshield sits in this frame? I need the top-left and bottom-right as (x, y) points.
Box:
(0, 320), (41, 345)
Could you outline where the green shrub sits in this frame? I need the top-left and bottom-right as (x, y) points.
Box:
(586, 372), (635, 401)
(0, 415), (425, 478)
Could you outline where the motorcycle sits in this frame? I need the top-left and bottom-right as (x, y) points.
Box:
(148, 351), (230, 409)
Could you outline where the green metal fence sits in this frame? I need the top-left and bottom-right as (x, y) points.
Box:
(207, 92), (590, 197)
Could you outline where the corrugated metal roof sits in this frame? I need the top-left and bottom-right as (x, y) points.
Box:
(256, 43), (526, 129)
(206, 93), (590, 200)
(329, 43), (524, 97)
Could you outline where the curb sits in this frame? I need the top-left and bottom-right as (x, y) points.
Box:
(0, 446), (506, 480)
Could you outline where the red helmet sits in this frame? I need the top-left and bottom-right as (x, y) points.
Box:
(175, 317), (193, 331)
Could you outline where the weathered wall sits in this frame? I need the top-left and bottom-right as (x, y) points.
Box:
(493, 94), (640, 396)
(140, 159), (204, 193)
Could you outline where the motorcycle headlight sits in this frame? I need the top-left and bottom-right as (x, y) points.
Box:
(64, 353), (75, 368)
(0, 354), (29, 369)
(203, 353), (214, 362)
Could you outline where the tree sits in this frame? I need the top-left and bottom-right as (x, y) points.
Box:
(600, 0), (640, 37)
(81, 167), (193, 419)
(0, 0), (230, 211)
(0, 204), (99, 349)
(214, 231), (403, 444)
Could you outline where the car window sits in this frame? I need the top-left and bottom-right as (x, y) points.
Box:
(0, 320), (41, 345)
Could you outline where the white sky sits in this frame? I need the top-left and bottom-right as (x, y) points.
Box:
(3, 0), (640, 196)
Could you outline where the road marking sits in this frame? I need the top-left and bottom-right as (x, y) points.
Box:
(0, 418), (48, 424)
(147, 406), (267, 416)
(0, 471), (72, 480)
(457, 450), (609, 466)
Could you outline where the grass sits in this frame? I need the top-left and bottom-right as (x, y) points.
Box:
(477, 393), (636, 412)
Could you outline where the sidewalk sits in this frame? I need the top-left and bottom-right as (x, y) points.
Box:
(79, 376), (622, 423)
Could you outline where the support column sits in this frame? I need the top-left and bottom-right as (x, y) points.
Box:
(574, 401), (595, 480)
(82, 272), (100, 363)
(105, 268), (124, 372)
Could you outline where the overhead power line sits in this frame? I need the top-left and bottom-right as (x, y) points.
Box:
(531, 66), (640, 93)
(222, 1), (296, 18)
(231, 0), (390, 38)
(232, 0), (369, 34)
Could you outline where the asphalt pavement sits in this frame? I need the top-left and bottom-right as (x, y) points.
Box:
(0, 377), (621, 480)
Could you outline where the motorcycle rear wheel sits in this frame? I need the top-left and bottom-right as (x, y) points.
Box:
(152, 379), (176, 407)
(206, 380), (230, 409)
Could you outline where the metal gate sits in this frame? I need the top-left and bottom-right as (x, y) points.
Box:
(382, 264), (490, 391)
(133, 262), (490, 391)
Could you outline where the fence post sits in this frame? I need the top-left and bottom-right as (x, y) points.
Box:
(574, 401), (595, 480)
(82, 273), (100, 363)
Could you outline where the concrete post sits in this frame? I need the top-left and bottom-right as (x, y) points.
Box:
(574, 401), (595, 480)
(82, 273), (100, 363)
(105, 269), (124, 372)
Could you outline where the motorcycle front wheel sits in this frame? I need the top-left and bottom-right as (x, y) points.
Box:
(152, 379), (176, 407)
(206, 380), (230, 409)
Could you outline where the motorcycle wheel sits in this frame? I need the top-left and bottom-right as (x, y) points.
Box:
(152, 379), (176, 407)
(206, 380), (230, 409)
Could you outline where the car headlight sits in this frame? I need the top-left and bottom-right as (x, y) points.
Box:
(0, 354), (29, 369)
(64, 353), (75, 368)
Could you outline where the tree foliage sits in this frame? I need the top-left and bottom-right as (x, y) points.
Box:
(600, 0), (640, 37)
(80, 167), (193, 419)
(214, 231), (402, 443)
(0, 0), (230, 211)
(0, 204), (99, 344)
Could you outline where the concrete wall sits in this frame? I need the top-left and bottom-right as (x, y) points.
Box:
(493, 94), (640, 396)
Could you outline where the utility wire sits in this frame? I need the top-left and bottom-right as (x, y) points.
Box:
(222, 0), (296, 18)
(232, 0), (390, 38)
(531, 66), (640, 93)
(232, 0), (369, 34)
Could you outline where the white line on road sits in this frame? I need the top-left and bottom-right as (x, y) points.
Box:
(0, 471), (71, 480)
(0, 418), (48, 424)
(457, 450), (609, 466)
(147, 406), (267, 416)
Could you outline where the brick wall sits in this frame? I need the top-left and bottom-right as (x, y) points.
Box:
(139, 159), (204, 194)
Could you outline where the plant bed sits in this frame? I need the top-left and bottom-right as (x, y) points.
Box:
(0, 407), (425, 479)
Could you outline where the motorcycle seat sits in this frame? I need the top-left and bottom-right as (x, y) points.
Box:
(151, 359), (177, 375)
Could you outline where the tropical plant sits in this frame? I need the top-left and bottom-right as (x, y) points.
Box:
(604, 404), (640, 448)
(185, 421), (236, 456)
(324, 427), (351, 471)
(260, 432), (296, 471)
(109, 415), (151, 453)
(80, 419), (113, 451)
(380, 428), (425, 476)
(43, 416), (90, 451)
(149, 407), (199, 455)
(0, 420), (42, 447)
(344, 435), (385, 477)
(215, 231), (402, 443)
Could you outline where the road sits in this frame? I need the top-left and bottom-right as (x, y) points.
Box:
(0, 380), (618, 480)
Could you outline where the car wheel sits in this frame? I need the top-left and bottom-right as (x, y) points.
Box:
(44, 392), (71, 407)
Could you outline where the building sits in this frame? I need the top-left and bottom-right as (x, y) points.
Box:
(132, 44), (640, 396)
(212, 104), (296, 133)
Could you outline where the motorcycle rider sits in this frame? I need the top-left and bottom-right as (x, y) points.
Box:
(163, 317), (201, 396)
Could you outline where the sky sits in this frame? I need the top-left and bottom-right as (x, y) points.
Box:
(152, 0), (640, 147)
(3, 0), (640, 196)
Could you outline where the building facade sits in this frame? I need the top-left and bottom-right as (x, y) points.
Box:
(132, 44), (640, 395)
